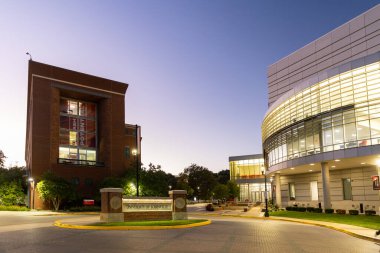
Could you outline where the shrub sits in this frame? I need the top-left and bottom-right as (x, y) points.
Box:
(306, 207), (315, 212)
(313, 208), (322, 213)
(286, 206), (294, 211)
(365, 210), (376, 216)
(68, 206), (101, 212)
(348, 210), (359, 215)
(297, 207), (306, 212)
(325, 208), (334, 214)
(205, 204), (214, 211)
(336, 209), (346, 214)
(0, 205), (30, 211)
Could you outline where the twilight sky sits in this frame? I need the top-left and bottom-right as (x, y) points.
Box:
(0, 0), (378, 174)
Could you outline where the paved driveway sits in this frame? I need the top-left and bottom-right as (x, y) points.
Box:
(0, 212), (378, 253)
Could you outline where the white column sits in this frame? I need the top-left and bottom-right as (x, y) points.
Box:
(275, 173), (282, 207)
(321, 162), (332, 209)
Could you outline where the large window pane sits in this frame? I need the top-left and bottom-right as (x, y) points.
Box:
(342, 178), (352, 200)
(59, 130), (69, 145)
(69, 101), (78, 115)
(59, 147), (69, 159)
(289, 183), (296, 200)
(69, 131), (77, 146)
(310, 181), (318, 201)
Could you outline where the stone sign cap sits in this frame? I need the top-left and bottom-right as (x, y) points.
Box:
(100, 188), (123, 193)
(169, 190), (187, 195)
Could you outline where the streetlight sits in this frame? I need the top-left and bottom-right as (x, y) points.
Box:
(261, 167), (269, 217)
(270, 177), (274, 205)
(28, 177), (35, 209)
(132, 149), (139, 197)
(197, 186), (200, 203)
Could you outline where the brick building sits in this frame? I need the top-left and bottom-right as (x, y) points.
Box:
(25, 60), (141, 209)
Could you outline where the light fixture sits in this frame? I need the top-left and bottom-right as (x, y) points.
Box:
(290, 167), (295, 170)
(28, 177), (34, 182)
(360, 162), (366, 165)
(334, 159), (340, 162)
(310, 163), (315, 166)
(376, 159), (380, 166)
(132, 149), (137, 156)
(331, 165), (336, 168)
(309, 170), (313, 172)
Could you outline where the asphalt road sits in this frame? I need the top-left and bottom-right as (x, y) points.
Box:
(0, 212), (379, 253)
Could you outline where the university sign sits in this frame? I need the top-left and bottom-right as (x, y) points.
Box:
(100, 188), (187, 222)
(123, 198), (172, 212)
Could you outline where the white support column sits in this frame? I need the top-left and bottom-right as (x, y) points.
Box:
(275, 173), (282, 207)
(321, 162), (332, 209)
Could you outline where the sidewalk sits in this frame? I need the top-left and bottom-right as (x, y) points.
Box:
(188, 206), (380, 243)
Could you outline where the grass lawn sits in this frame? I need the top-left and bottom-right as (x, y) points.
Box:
(89, 219), (208, 227)
(270, 211), (380, 230)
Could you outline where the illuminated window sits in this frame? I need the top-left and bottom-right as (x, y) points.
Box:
(310, 181), (318, 201)
(59, 98), (97, 163)
(263, 60), (380, 167)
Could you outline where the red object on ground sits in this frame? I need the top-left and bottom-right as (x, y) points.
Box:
(83, 199), (95, 206)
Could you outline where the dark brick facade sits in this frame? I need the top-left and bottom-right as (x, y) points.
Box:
(25, 61), (141, 209)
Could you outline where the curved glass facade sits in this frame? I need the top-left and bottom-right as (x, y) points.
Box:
(263, 61), (380, 167)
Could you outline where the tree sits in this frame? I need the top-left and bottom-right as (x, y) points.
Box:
(140, 163), (172, 196)
(0, 166), (28, 194)
(212, 184), (229, 200)
(183, 164), (217, 200)
(216, 170), (230, 184)
(0, 181), (25, 206)
(0, 150), (6, 168)
(36, 172), (73, 211)
(227, 180), (240, 200)
(176, 173), (194, 197)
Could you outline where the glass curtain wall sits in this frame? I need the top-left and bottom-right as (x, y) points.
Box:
(230, 158), (264, 180)
(59, 98), (97, 163)
(263, 61), (380, 167)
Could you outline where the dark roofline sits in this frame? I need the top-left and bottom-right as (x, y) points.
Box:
(229, 154), (263, 162)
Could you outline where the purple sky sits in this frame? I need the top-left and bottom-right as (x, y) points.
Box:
(0, 1), (378, 174)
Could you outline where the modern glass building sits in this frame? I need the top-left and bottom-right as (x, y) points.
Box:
(263, 4), (380, 212)
(229, 155), (271, 203)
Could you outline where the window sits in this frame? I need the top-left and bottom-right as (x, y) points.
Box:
(310, 181), (318, 201)
(289, 183), (296, 200)
(342, 178), (352, 200)
(59, 98), (97, 162)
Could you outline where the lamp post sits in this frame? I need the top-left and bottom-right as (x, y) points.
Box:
(197, 186), (200, 203)
(261, 167), (269, 217)
(28, 177), (35, 209)
(270, 177), (274, 205)
(132, 149), (139, 197)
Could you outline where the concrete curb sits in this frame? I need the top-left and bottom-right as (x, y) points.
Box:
(268, 217), (380, 243)
(34, 212), (99, 216)
(189, 212), (380, 243)
(54, 219), (211, 230)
